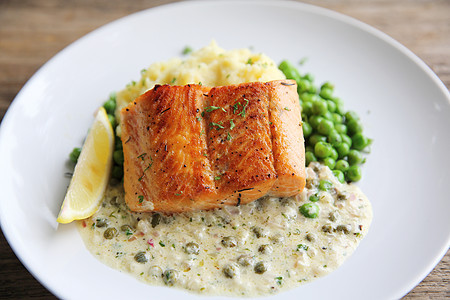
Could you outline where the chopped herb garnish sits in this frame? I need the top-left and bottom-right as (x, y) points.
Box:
(200, 129), (205, 136)
(175, 191), (183, 196)
(182, 46), (193, 55)
(297, 244), (309, 251)
(159, 241), (165, 247)
(198, 82), (202, 85)
(138, 195), (144, 203)
(247, 58), (253, 65)
(196, 116), (202, 121)
(210, 122), (225, 129)
(137, 153), (147, 161)
(284, 107), (291, 111)
(229, 119), (235, 130)
(140, 68), (147, 75)
(171, 77), (176, 84)
(275, 276), (283, 286)
(138, 158), (153, 181)
(227, 132), (232, 141)
(214, 176), (221, 180)
(205, 106), (226, 113)
(238, 98), (249, 117)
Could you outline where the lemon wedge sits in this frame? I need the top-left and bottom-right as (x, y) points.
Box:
(57, 107), (114, 224)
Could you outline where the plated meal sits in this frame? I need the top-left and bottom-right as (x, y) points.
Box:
(58, 42), (373, 296)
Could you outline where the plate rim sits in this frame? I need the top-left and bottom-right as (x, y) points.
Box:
(0, 0), (449, 299)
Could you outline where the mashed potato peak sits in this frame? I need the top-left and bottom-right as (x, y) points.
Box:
(115, 41), (285, 131)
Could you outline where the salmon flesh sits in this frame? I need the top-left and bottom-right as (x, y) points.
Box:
(120, 80), (305, 213)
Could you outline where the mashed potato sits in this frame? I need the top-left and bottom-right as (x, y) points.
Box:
(115, 41), (285, 134)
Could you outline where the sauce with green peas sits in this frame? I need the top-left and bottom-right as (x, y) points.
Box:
(77, 162), (372, 296)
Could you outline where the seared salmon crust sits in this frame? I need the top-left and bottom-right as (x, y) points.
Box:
(121, 80), (305, 213)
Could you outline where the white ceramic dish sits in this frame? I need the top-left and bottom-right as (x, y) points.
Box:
(0, 1), (449, 299)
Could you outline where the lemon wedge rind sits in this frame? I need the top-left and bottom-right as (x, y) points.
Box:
(57, 107), (114, 224)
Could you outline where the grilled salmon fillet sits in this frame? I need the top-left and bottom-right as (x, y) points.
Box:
(121, 80), (305, 213)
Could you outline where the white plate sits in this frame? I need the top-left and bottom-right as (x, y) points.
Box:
(0, 1), (449, 299)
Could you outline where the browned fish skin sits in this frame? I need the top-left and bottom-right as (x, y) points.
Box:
(205, 82), (277, 207)
(121, 84), (218, 212)
(120, 80), (305, 213)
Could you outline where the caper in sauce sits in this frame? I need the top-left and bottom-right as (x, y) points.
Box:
(184, 242), (200, 255)
(120, 224), (134, 233)
(336, 224), (352, 234)
(151, 213), (161, 228)
(103, 227), (118, 239)
(237, 255), (254, 267)
(306, 233), (316, 242)
(328, 211), (339, 222)
(258, 244), (273, 254)
(223, 263), (239, 278)
(322, 224), (334, 233)
(134, 251), (148, 263)
(254, 261), (268, 274)
(221, 236), (237, 248)
(95, 218), (108, 228)
(252, 226), (267, 238)
(162, 269), (179, 286)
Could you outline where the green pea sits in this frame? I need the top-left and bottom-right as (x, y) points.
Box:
(322, 111), (333, 121)
(332, 170), (345, 183)
(345, 111), (360, 122)
(69, 147), (81, 163)
(347, 119), (363, 135)
(323, 157), (336, 169)
(352, 133), (371, 150)
(111, 165), (123, 179)
(335, 142), (350, 158)
(278, 61), (301, 81)
(347, 165), (362, 182)
(332, 113), (343, 124)
(348, 149), (363, 165)
(327, 130), (342, 145)
(334, 123), (347, 134)
(300, 93), (313, 102)
(303, 73), (314, 82)
(314, 141), (332, 158)
(326, 100), (337, 113)
(113, 149), (124, 165)
(299, 203), (320, 219)
(336, 102), (345, 115)
(108, 114), (116, 128)
(321, 82), (334, 91)
(309, 134), (327, 146)
(318, 180), (333, 191)
(298, 79), (312, 93)
(312, 100), (328, 115)
(305, 145), (314, 153)
(309, 194), (319, 202)
(335, 160), (350, 172)
(301, 101), (313, 115)
(330, 148), (338, 161)
(317, 119), (334, 135)
(305, 151), (317, 166)
(309, 115), (323, 129)
(319, 88), (333, 100)
(115, 136), (123, 150)
(302, 122), (313, 137)
(341, 134), (352, 147)
(103, 99), (116, 115)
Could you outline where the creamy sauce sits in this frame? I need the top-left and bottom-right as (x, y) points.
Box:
(77, 163), (372, 296)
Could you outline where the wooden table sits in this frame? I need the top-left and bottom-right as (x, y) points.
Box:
(0, 0), (448, 298)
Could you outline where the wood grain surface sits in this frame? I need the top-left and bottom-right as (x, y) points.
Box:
(0, 0), (448, 299)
